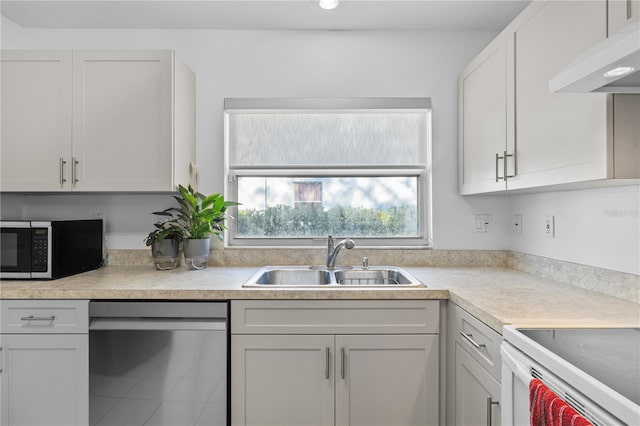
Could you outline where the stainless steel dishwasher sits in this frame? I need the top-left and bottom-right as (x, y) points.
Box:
(88, 301), (228, 426)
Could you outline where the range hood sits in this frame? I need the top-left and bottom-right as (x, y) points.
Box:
(549, 21), (640, 93)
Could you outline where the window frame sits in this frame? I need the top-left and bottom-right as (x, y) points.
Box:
(224, 98), (433, 248)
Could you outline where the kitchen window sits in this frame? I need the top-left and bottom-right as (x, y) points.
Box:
(224, 98), (432, 247)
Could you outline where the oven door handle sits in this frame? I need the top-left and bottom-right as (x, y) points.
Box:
(500, 344), (532, 385)
(89, 317), (227, 331)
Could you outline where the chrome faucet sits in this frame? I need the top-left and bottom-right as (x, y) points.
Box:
(326, 236), (355, 269)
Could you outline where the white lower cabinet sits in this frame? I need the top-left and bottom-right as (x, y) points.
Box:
(0, 300), (89, 426)
(446, 303), (502, 426)
(335, 334), (438, 426)
(455, 344), (501, 426)
(0, 334), (88, 426)
(232, 334), (335, 426)
(231, 300), (440, 426)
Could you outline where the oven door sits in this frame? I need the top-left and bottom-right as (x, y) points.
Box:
(0, 222), (33, 278)
(501, 336), (627, 426)
(500, 342), (534, 426)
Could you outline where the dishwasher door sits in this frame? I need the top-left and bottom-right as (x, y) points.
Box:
(88, 302), (227, 426)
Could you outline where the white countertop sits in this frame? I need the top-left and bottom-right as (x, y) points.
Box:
(1, 265), (638, 334)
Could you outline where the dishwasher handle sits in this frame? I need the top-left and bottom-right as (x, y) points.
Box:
(89, 317), (227, 331)
(89, 301), (227, 319)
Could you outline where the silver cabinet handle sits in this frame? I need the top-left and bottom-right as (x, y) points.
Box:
(341, 347), (346, 380)
(495, 153), (502, 182)
(496, 152), (515, 182)
(72, 157), (79, 183)
(20, 315), (56, 321)
(460, 331), (485, 349)
(503, 150), (509, 182)
(628, 0), (632, 19)
(325, 347), (330, 380)
(503, 150), (515, 181)
(487, 396), (499, 426)
(59, 157), (67, 185)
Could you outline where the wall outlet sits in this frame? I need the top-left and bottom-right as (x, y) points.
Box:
(513, 214), (523, 234)
(472, 214), (491, 233)
(544, 215), (555, 238)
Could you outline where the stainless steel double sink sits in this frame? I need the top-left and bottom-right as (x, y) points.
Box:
(243, 266), (425, 288)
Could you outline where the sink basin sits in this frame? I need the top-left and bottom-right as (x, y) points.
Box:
(335, 268), (420, 286)
(243, 266), (425, 288)
(252, 268), (332, 286)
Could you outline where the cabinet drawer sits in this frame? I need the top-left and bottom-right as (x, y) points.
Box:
(231, 300), (440, 335)
(450, 303), (502, 380)
(1, 300), (88, 334)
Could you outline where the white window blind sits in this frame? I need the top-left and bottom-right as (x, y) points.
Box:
(224, 98), (432, 248)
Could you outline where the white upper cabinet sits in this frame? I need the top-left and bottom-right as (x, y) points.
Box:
(458, 34), (510, 194)
(508, 0), (610, 190)
(458, 0), (640, 195)
(1, 49), (195, 192)
(608, 0), (640, 35)
(1, 51), (73, 191)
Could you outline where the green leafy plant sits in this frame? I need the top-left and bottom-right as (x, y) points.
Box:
(165, 185), (239, 240)
(144, 208), (183, 246)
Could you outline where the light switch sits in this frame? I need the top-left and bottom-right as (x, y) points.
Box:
(472, 214), (491, 233)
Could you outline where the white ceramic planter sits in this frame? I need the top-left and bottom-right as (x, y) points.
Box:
(183, 238), (210, 270)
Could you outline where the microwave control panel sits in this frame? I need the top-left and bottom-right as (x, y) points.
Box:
(32, 228), (49, 272)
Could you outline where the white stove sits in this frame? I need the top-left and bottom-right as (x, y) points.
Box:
(501, 326), (640, 426)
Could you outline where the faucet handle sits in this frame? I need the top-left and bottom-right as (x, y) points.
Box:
(362, 257), (369, 270)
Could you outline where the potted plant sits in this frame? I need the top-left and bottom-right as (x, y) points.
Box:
(164, 184), (239, 270)
(144, 208), (183, 270)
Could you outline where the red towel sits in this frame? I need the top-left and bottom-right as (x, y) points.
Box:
(529, 378), (593, 426)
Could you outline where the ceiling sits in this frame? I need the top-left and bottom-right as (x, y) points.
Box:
(1, 0), (531, 31)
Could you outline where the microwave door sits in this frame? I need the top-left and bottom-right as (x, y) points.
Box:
(0, 226), (33, 278)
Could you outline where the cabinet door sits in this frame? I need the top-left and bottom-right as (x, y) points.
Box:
(509, 0), (609, 190)
(72, 50), (174, 191)
(0, 334), (88, 426)
(335, 334), (439, 426)
(608, 0), (639, 35)
(1, 50), (72, 191)
(455, 343), (501, 426)
(459, 35), (509, 194)
(231, 334), (334, 426)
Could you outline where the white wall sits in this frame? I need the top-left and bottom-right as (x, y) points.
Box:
(4, 18), (637, 275)
(509, 185), (640, 275)
(1, 16), (511, 250)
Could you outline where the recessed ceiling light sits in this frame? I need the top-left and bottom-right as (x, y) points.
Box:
(603, 66), (636, 78)
(319, 0), (339, 10)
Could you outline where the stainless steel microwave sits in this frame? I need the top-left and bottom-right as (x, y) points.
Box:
(0, 220), (103, 279)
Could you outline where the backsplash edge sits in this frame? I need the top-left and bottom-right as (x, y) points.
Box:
(507, 251), (640, 304)
(107, 248), (509, 268)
